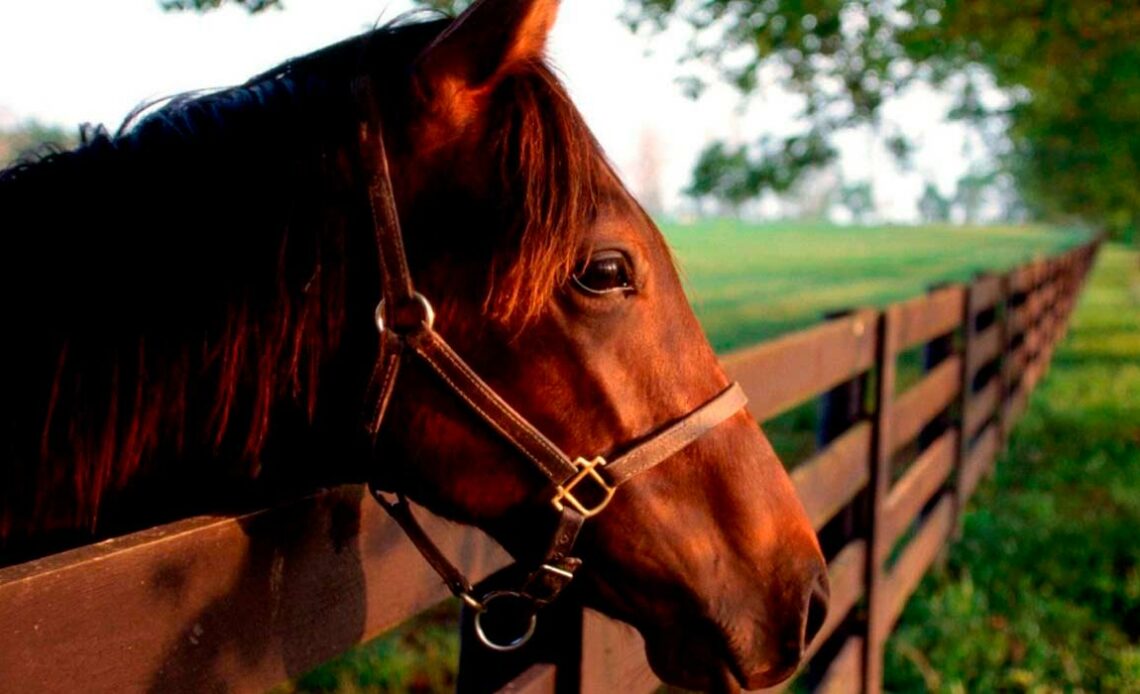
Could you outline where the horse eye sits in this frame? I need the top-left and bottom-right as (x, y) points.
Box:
(572, 251), (635, 295)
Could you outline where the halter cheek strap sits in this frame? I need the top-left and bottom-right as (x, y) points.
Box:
(358, 120), (748, 651)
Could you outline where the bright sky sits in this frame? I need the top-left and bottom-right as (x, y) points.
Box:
(0, 0), (984, 220)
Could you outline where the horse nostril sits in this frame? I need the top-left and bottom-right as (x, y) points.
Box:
(802, 574), (829, 648)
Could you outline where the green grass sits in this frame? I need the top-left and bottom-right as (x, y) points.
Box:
(285, 222), (1115, 693)
(665, 220), (1087, 352)
(883, 242), (1140, 692)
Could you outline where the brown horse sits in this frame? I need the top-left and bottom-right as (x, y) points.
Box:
(0, 0), (826, 689)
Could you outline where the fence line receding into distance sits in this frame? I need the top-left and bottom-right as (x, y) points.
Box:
(0, 239), (1101, 694)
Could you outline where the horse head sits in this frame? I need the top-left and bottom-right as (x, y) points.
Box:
(364, 1), (828, 688)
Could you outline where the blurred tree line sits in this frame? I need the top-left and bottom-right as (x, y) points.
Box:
(54, 0), (1140, 238)
(0, 120), (76, 168)
(619, 0), (1138, 238)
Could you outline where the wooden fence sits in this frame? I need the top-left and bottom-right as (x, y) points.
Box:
(0, 240), (1100, 694)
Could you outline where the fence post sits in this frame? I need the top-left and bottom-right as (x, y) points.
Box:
(952, 276), (978, 534)
(921, 284), (956, 451)
(996, 271), (1012, 449)
(1002, 265), (1028, 436)
(818, 309), (871, 556)
(862, 308), (898, 694)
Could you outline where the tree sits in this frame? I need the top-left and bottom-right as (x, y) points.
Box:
(0, 119), (77, 168)
(839, 181), (874, 224)
(622, 0), (1140, 239)
(685, 142), (755, 217)
(158, 0), (468, 13)
(686, 132), (836, 217)
(918, 182), (951, 223)
(159, 0), (279, 12)
(954, 169), (996, 225)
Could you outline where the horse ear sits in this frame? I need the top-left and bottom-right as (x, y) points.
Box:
(417, 0), (561, 93)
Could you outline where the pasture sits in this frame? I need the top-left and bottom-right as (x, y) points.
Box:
(666, 221), (1087, 352)
(285, 222), (1104, 693)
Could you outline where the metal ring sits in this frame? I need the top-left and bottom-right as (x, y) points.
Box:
(472, 591), (538, 652)
(375, 292), (435, 334)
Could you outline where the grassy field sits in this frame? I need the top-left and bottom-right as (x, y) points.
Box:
(665, 221), (1087, 352)
(287, 222), (1124, 693)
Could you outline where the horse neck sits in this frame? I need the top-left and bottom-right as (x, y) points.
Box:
(0, 91), (386, 554)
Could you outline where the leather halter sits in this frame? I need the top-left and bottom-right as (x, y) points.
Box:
(358, 119), (748, 651)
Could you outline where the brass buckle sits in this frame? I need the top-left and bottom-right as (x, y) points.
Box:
(551, 456), (615, 518)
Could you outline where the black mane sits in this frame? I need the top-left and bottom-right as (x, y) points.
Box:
(0, 18), (448, 554)
(0, 11), (614, 561)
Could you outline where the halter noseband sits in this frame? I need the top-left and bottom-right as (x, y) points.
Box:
(358, 119), (748, 651)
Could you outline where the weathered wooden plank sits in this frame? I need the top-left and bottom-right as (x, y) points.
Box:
(815, 637), (865, 694)
(877, 497), (954, 637)
(0, 485), (511, 694)
(879, 430), (957, 562)
(1005, 342), (1027, 382)
(498, 664), (557, 694)
(791, 422), (872, 531)
(1008, 303), (1031, 336)
(964, 377), (1000, 440)
(960, 424), (1000, 503)
(889, 355), (962, 455)
(1005, 385), (1029, 426)
(970, 275), (1003, 313)
(579, 611), (658, 694)
(814, 539), (866, 659)
(970, 323), (1003, 376)
(1009, 265), (1034, 293)
(723, 309), (879, 421)
(893, 286), (966, 352)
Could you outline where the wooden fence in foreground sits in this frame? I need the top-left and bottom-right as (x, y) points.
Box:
(0, 240), (1099, 694)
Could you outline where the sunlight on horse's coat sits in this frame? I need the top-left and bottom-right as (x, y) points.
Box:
(0, 0), (826, 689)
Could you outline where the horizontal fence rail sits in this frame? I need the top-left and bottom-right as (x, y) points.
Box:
(0, 240), (1100, 694)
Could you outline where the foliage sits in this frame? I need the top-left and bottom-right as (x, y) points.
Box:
(838, 180), (873, 222)
(685, 133), (836, 213)
(886, 243), (1140, 691)
(158, 0), (280, 13)
(918, 182), (951, 223)
(413, 0), (468, 14)
(158, 0), (470, 14)
(622, 0), (1140, 239)
(0, 119), (77, 168)
(954, 168), (996, 224)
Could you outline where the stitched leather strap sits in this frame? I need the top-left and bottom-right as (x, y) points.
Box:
(369, 489), (476, 600)
(357, 87), (414, 311)
(522, 508), (585, 605)
(604, 382), (748, 486)
(366, 329), (405, 436)
(409, 329), (579, 485)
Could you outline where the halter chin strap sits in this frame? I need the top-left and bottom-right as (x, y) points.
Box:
(358, 120), (748, 651)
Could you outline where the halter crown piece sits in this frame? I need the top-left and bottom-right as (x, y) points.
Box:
(358, 115), (748, 651)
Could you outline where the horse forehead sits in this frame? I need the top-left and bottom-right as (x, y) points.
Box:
(587, 200), (666, 251)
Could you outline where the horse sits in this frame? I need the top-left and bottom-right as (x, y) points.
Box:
(0, 0), (827, 689)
